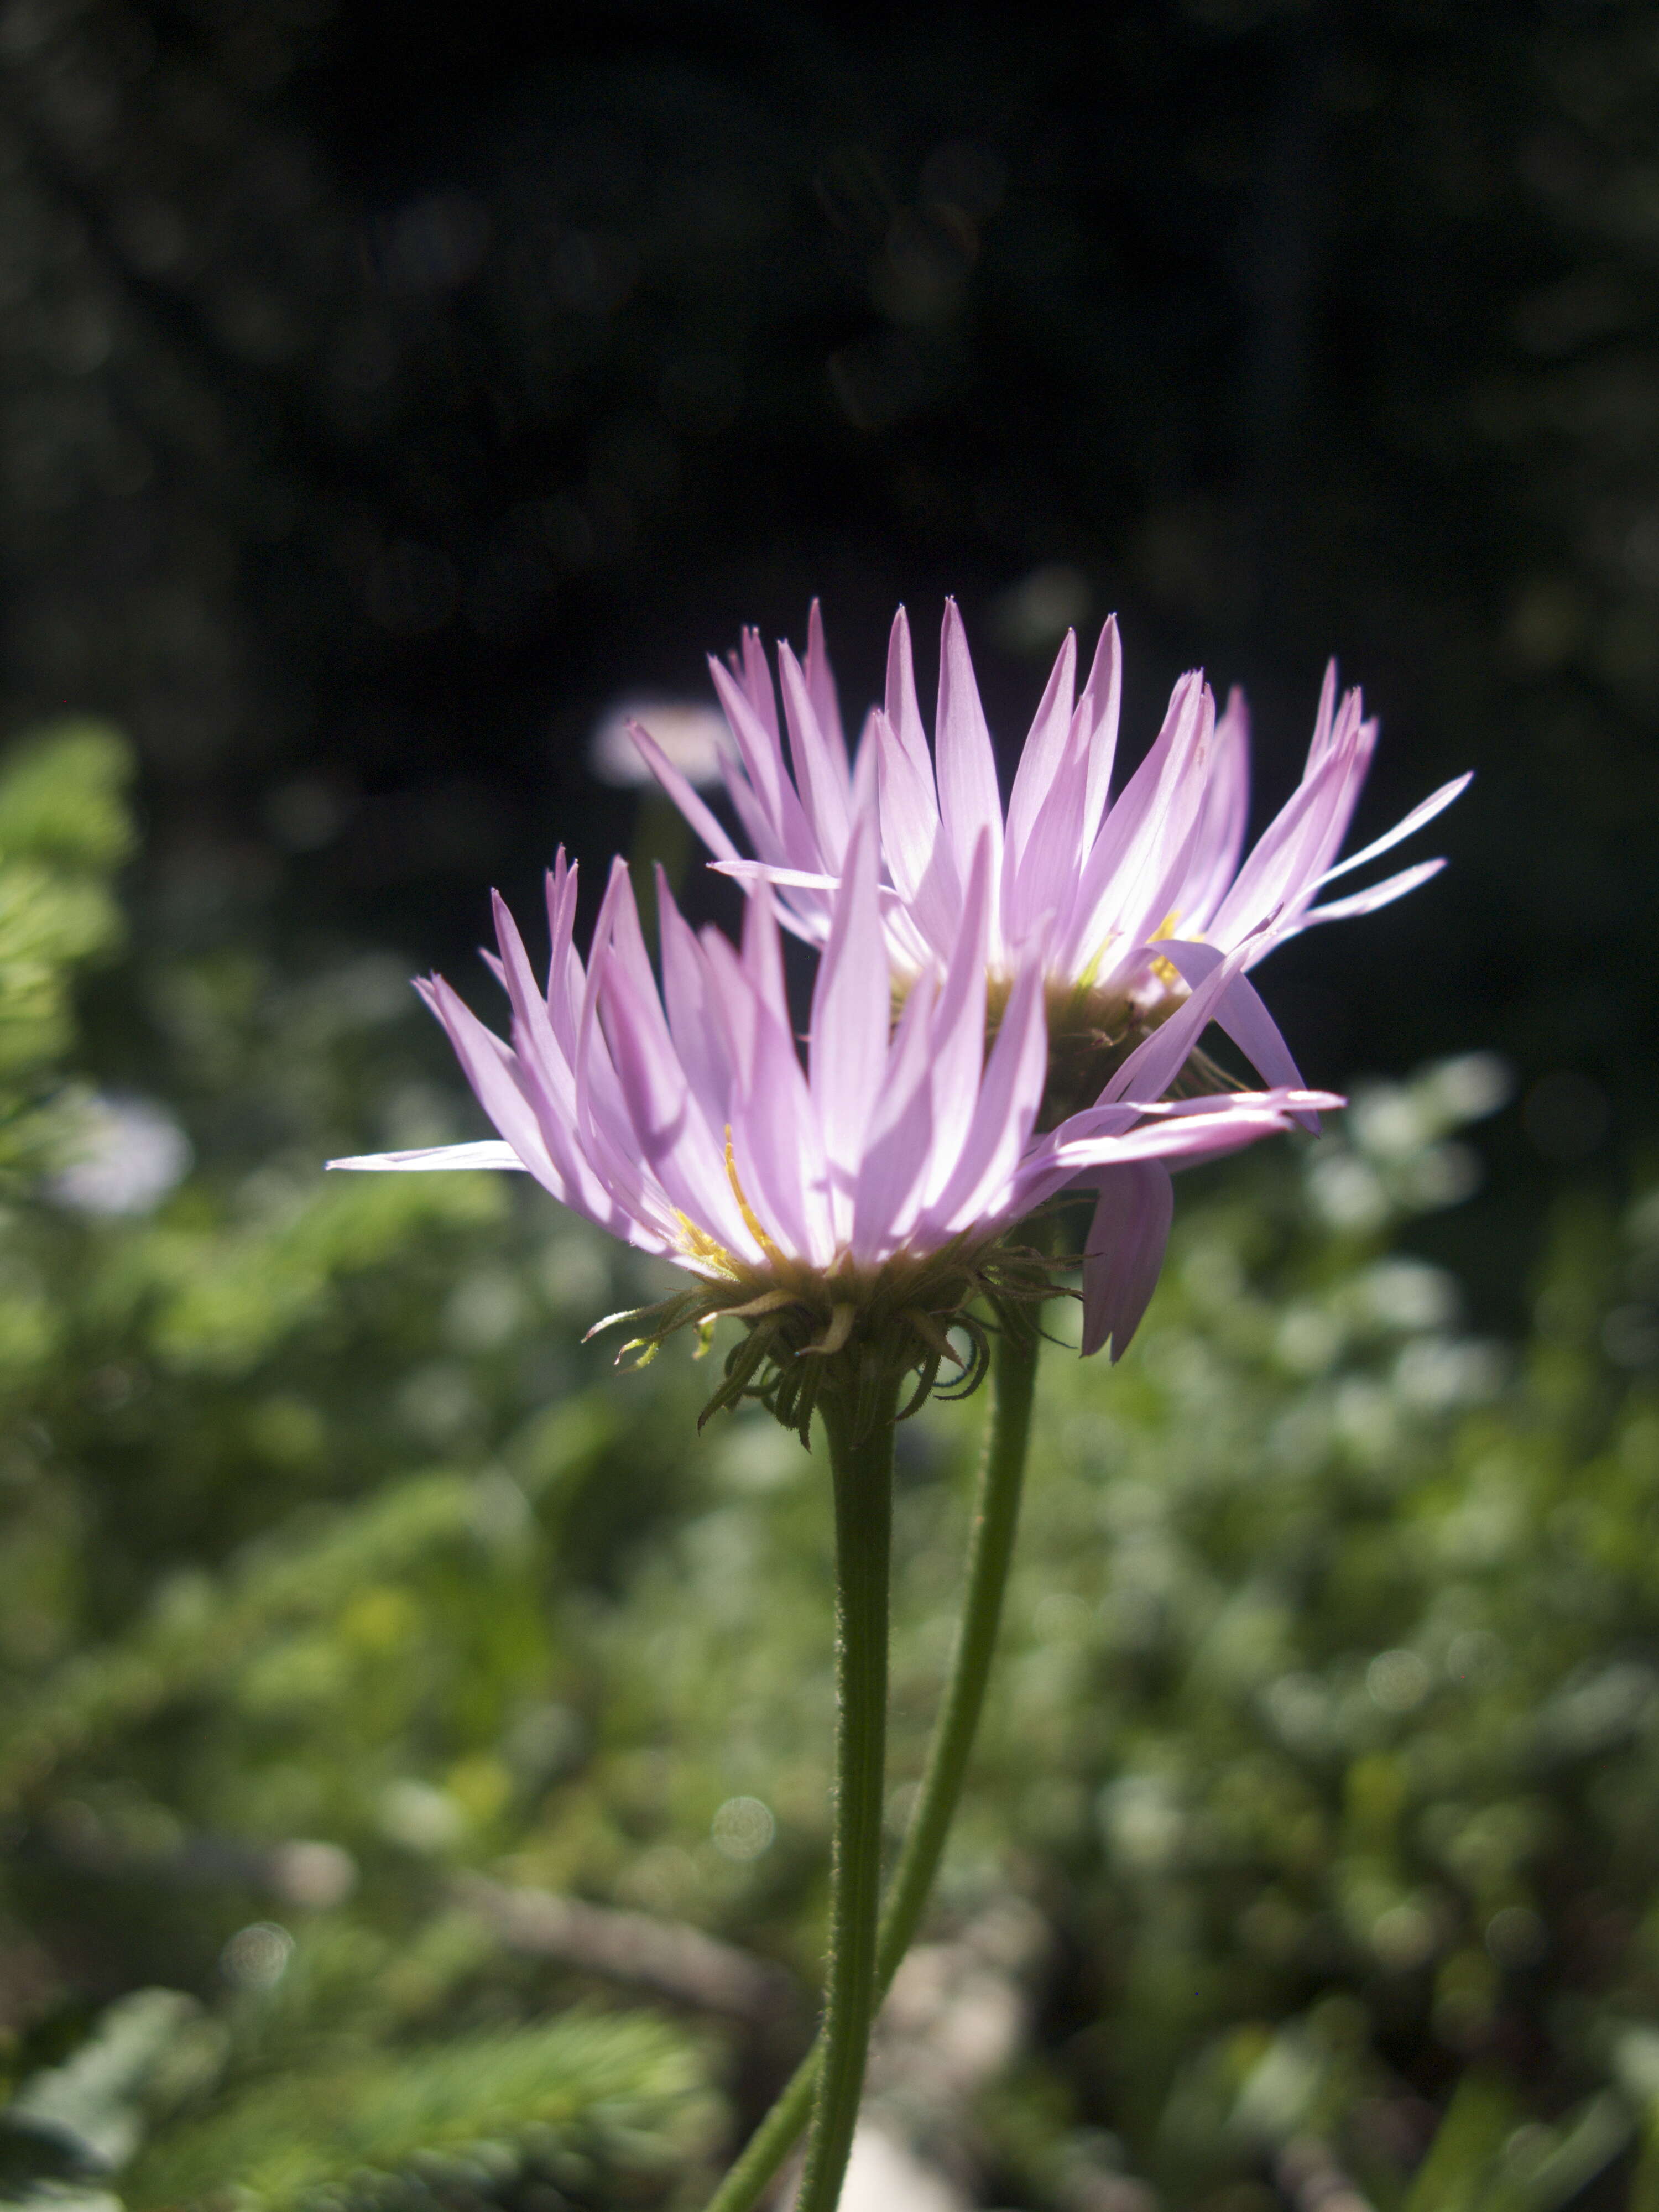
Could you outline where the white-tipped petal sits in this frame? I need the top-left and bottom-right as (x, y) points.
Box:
(327, 1141), (528, 1172)
(1315, 773), (1472, 887)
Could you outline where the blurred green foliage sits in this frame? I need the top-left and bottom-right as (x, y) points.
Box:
(1, 721), (1657, 2211)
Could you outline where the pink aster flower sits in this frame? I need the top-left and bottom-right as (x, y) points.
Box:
(329, 812), (1335, 1384)
(630, 598), (1463, 1354)
(632, 599), (1467, 998)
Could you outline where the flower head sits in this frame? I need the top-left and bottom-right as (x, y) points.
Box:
(330, 808), (1334, 1416)
(631, 598), (1462, 1358)
(633, 599), (1467, 1108)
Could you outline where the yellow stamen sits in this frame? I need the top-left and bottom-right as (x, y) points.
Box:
(672, 1211), (743, 1275)
(724, 1127), (785, 1264)
(1148, 910), (1186, 990)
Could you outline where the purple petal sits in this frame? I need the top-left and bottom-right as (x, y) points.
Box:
(1078, 614), (1124, 855)
(1305, 659), (1339, 768)
(1172, 686), (1251, 932)
(593, 874), (750, 1250)
(733, 1000), (831, 1267)
(919, 830), (993, 1194)
(1208, 688), (1368, 945)
(544, 850), (585, 1056)
(779, 639), (853, 865)
(726, 879), (832, 1264)
(737, 627), (780, 742)
(1017, 1094), (1314, 1217)
(1061, 671), (1213, 977)
(1005, 711), (1091, 950)
(850, 706), (880, 817)
(708, 653), (818, 865)
(935, 601), (1005, 910)
(1079, 1161), (1174, 1359)
(628, 719), (742, 870)
(805, 598), (851, 776)
(875, 706), (961, 957)
(1004, 629), (1077, 868)
(573, 862), (659, 1201)
(596, 956), (748, 1256)
(884, 603), (930, 770)
(656, 868), (735, 1133)
(919, 955), (1048, 1237)
(1099, 933), (1259, 1105)
(1293, 856), (1446, 928)
(741, 867), (792, 1032)
(1155, 938), (1317, 1130)
(849, 972), (937, 1263)
(1003, 631), (1083, 947)
(420, 975), (570, 1202)
(808, 812), (889, 1217)
(1316, 773), (1472, 888)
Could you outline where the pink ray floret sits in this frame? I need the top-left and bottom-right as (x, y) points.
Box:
(328, 818), (1338, 1354)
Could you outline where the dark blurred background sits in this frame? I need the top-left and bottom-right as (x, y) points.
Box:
(2, 0), (1653, 1280)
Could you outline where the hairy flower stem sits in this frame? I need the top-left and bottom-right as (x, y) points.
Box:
(703, 1314), (1042, 2212)
(794, 1378), (898, 2212)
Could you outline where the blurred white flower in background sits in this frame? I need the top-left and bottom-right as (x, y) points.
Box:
(588, 697), (727, 788)
(50, 1092), (192, 1216)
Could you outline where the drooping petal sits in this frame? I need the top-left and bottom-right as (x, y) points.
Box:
(1079, 1161), (1174, 1359)
(1015, 1090), (1333, 1217)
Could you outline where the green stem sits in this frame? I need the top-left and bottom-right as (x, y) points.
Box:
(793, 1378), (898, 2212)
(703, 1316), (1042, 2212)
